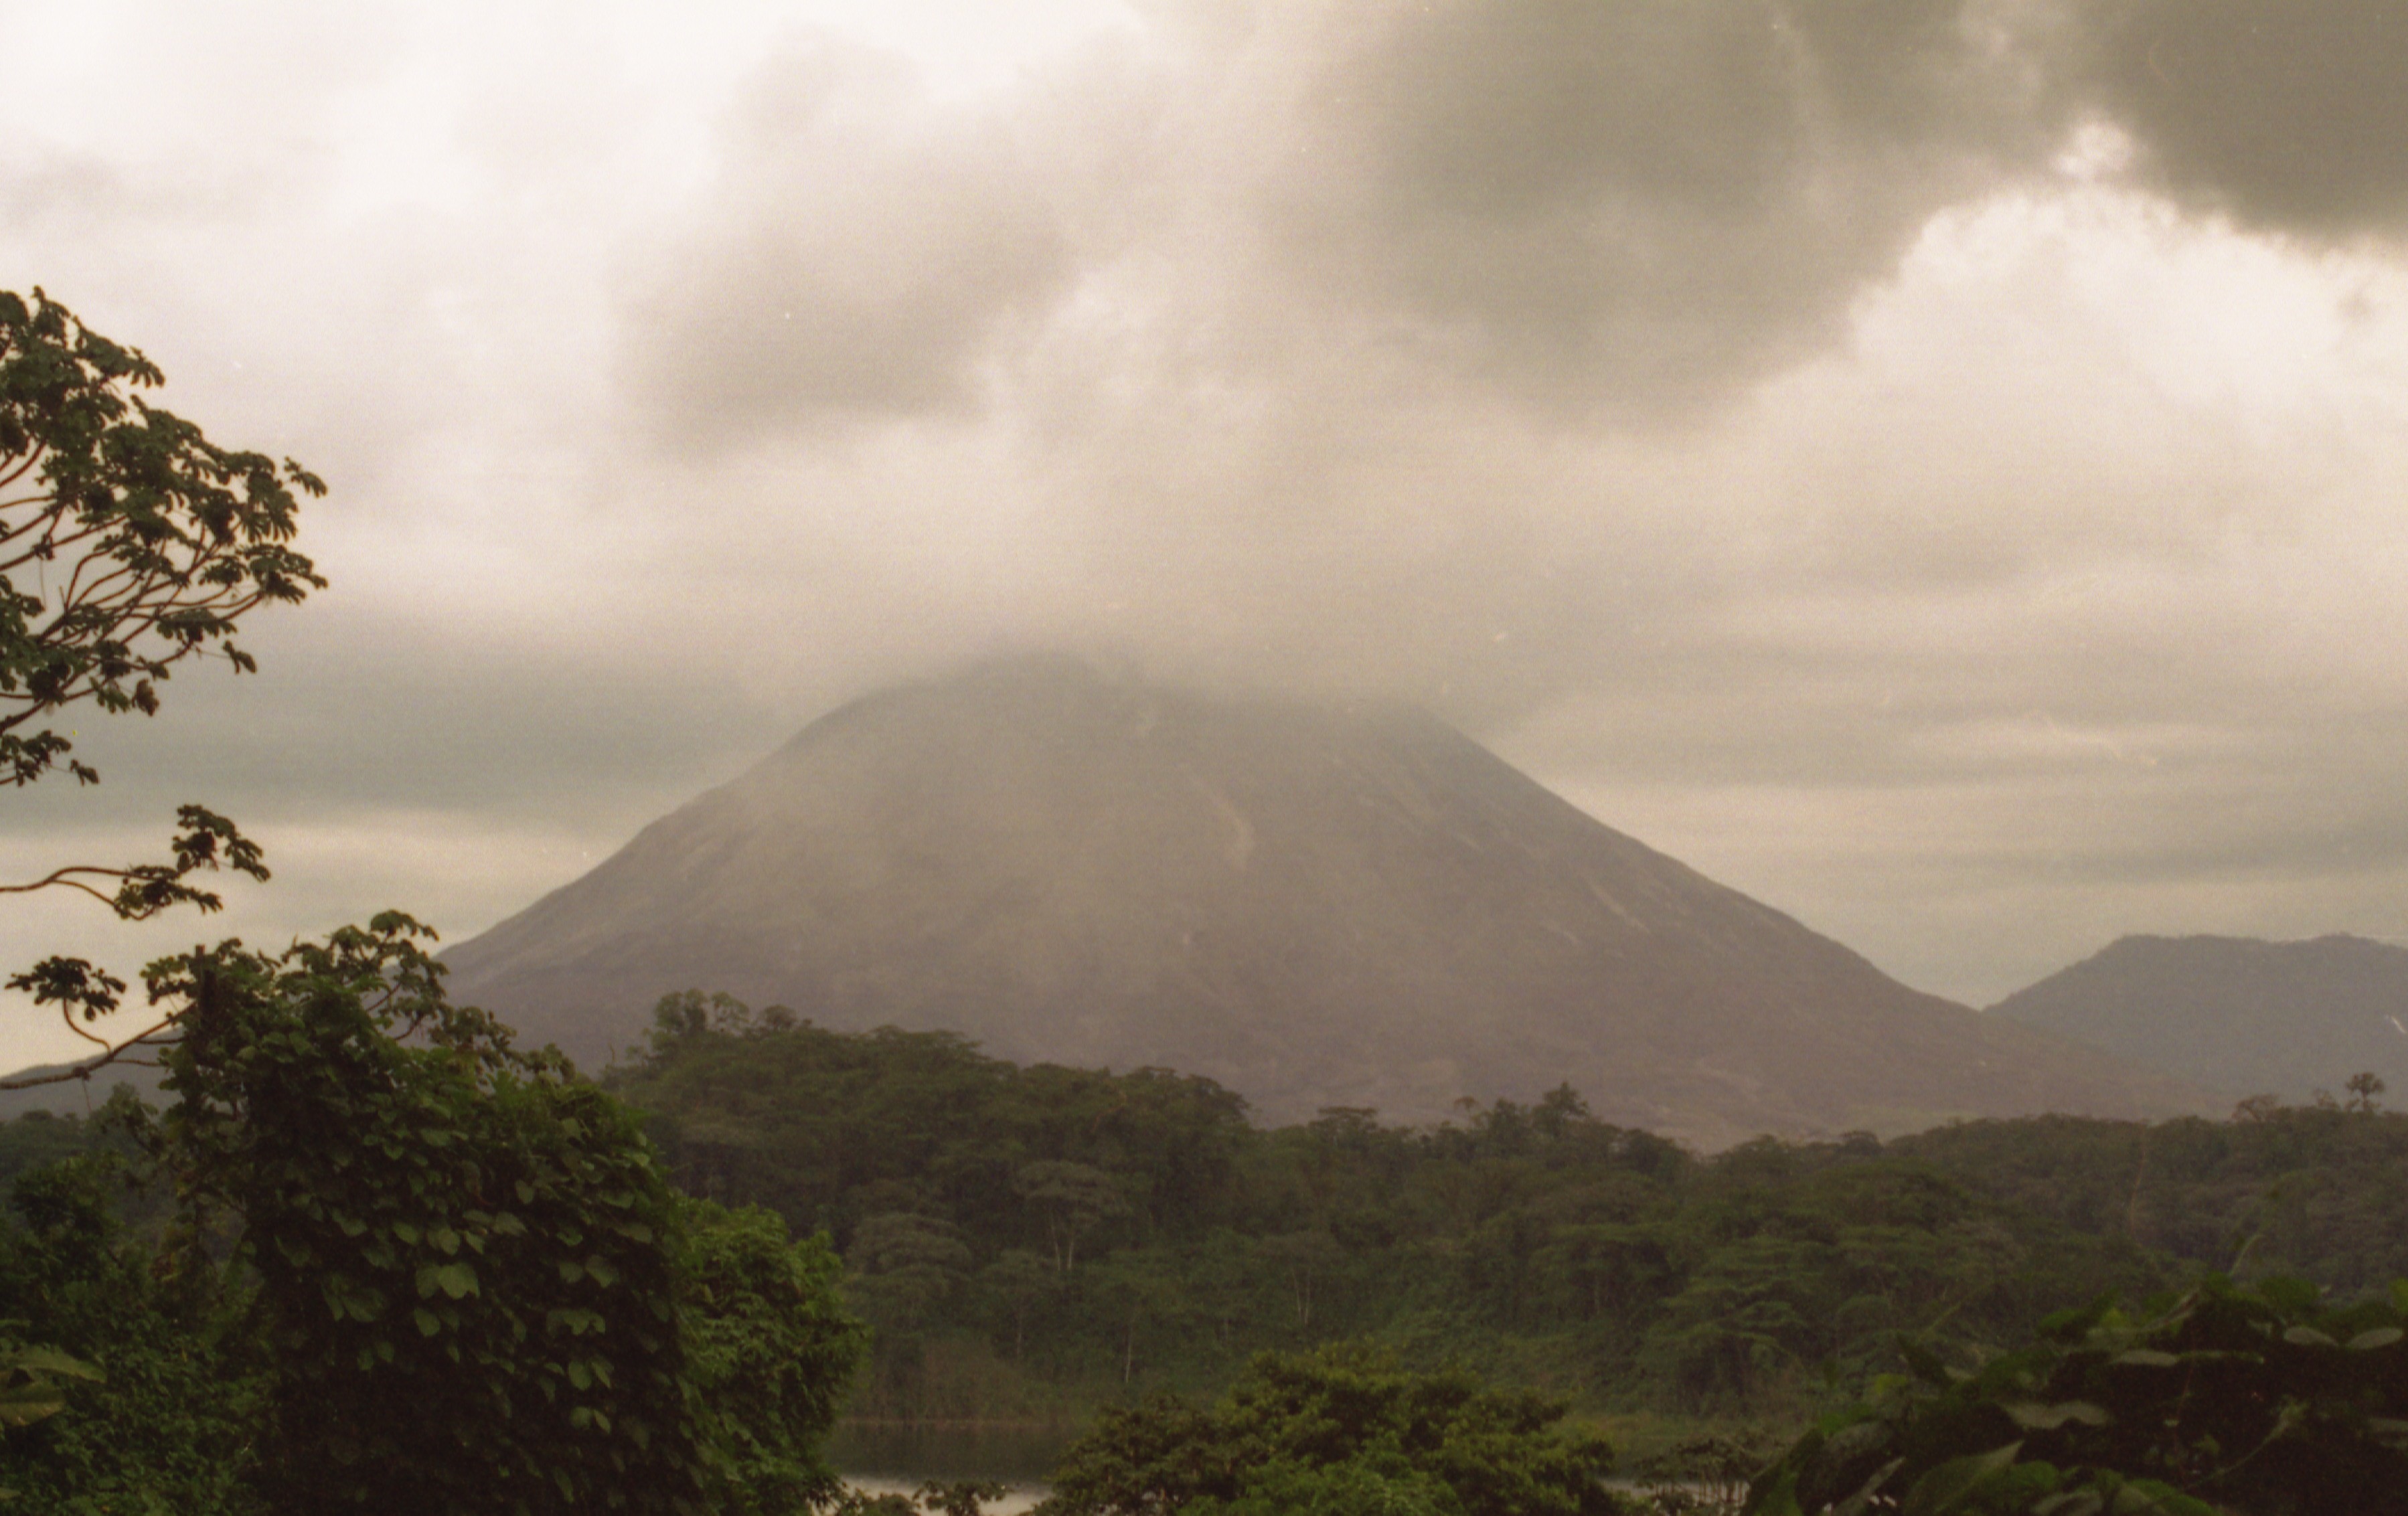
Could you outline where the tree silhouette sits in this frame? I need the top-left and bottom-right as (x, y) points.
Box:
(1, 288), (323, 1087)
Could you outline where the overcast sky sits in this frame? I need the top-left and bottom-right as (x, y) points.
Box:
(7, 0), (2408, 1072)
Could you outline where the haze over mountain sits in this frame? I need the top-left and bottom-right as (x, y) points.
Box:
(1990, 934), (2408, 1106)
(440, 657), (2206, 1148)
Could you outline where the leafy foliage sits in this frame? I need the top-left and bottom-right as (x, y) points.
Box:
(0, 286), (322, 789)
(1038, 1342), (1625, 1516)
(152, 916), (706, 1513)
(1, 286), (323, 1088)
(683, 1197), (866, 1515)
(1746, 1275), (2408, 1515)
(0, 1334), (101, 1431)
(819, 1479), (1015, 1515)
(0, 1151), (263, 1513)
(0, 944), (870, 1514)
(1890, 1107), (2408, 1298)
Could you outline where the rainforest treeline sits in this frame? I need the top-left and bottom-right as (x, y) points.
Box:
(5, 986), (2402, 1437)
(594, 991), (2408, 1423)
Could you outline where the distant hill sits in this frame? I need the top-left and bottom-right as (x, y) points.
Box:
(0, 1060), (162, 1122)
(436, 656), (2208, 1147)
(1988, 934), (2408, 1104)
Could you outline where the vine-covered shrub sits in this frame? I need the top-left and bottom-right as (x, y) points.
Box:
(1746, 1274), (2408, 1515)
(146, 913), (867, 1515)
(159, 916), (706, 1513)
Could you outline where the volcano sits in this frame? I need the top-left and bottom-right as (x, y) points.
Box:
(441, 657), (2207, 1147)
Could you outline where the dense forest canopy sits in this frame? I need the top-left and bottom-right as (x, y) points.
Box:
(586, 993), (2408, 1426)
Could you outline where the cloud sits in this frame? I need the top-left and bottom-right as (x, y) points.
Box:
(1251, 0), (2061, 416)
(614, 0), (2408, 444)
(623, 2), (2091, 444)
(623, 32), (1073, 442)
(597, 0), (2408, 786)
(2078, 0), (2408, 236)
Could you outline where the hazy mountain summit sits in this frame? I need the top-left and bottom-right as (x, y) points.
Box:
(1989, 933), (2408, 1105)
(443, 656), (2205, 1147)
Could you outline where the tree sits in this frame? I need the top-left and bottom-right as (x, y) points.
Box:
(1014, 1160), (1129, 1276)
(153, 916), (712, 1513)
(1255, 1228), (1344, 1334)
(2344, 1071), (2387, 1114)
(681, 1199), (865, 1516)
(1, 286), (324, 1083)
(1038, 1341), (1624, 1516)
(847, 1211), (975, 1330)
(1745, 1273), (2408, 1515)
(0, 1149), (260, 1512)
(977, 1247), (1058, 1362)
(1087, 1246), (1195, 1389)
(2231, 1094), (2283, 1123)
(0, 920), (865, 1512)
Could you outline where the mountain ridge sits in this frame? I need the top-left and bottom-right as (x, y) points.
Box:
(1988, 932), (2408, 1104)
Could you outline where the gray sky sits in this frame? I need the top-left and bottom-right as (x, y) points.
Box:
(8, 0), (2408, 1070)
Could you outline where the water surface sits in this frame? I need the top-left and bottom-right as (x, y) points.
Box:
(830, 1420), (1078, 1500)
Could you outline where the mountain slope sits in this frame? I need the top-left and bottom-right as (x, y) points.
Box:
(442, 657), (2209, 1147)
(1989, 933), (2408, 1104)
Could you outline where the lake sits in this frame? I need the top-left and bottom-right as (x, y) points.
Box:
(829, 1421), (1077, 1511)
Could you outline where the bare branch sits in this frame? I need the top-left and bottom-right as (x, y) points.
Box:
(0, 1014), (179, 1091)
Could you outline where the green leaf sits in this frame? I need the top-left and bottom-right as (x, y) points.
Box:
(434, 1262), (478, 1300)
(1832, 1456), (1906, 1516)
(413, 1308), (442, 1337)
(2104, 1478), (2219, 1515)
(1748, 1468), (1807, 1516)
(1901, 1442), (2021, 1516)
(0, 1382), (69, 1427)
(2004, 1401), (2111, 1431)
(7, 1347), (101, 1382)
(2281, 1326), (2336, 1347)
(2344, 1327), (2403, 1351)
